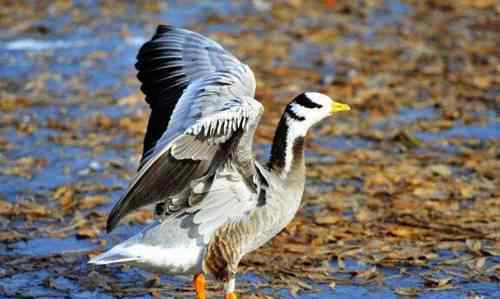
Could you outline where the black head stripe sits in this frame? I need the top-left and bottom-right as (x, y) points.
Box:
(294, 93), (322, 109)
(285, 105), (305, 121)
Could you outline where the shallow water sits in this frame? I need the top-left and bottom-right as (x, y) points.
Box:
(1, 1), (498, 298)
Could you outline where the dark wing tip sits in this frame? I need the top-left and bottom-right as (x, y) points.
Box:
(106, 220), (114, 233)
(106, 197), (130, 233)
(156, 24), (175, 34)
(134, 24), (191, 160)
(106, 206), (121, 233)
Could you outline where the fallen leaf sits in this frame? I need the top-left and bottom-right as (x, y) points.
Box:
(395, 287), (420, 296)
(315, 214), (343, 225)
(125, 210), (153, 225)
(76, 227), (99, 239)
(428, 164), (452, 177)
(0, 200), (13, 215)
(54, 186), (75, 210)
(79, 195), (107, 209)
(466, 239), (482, 254)
(0, 231), (25, 242)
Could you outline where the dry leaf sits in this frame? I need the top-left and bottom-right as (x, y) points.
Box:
(428, 164), (452, 177)
(79, 195), (107, 209)
(395, 287), (420, 296)
(466, 239), (482, 254)
(76, 227), (99, 239)
(125, 210), (153, 225)
(54, 186), (75, 210)
(0, 200), (13, 215)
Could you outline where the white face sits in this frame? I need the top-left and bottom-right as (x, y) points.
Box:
(279, 92), (350, 177)
(286, 92), (350, 135)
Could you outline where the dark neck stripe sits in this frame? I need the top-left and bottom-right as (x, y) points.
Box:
(285, 105), (305, 121)
(268, 114), (306, 176)
(268, 116), (288, 171)
(294, 93), (322, 109)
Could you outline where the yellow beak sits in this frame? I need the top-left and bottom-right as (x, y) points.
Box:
(331, 101), (351, 113)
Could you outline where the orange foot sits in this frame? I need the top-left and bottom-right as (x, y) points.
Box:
(224, 293), (237, 299)
(324, 0), (336, 8)
(193, 273), (206, 299)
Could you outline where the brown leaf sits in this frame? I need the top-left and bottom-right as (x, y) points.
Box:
(283, 243), (309, 254)
(387, 225), (420, 238)
(395, 287), (420, 296)
(413, 184), (449, 200)
(437, 277), (453, 288)
(428, 164), (452, 177)
(0, 231), (25, 242)
(466, 239), (482, 254)
(53, 186), (75, 210)
(0, 156), (46, 178)
(457, 184), (476, 199)
(472, 75), (491, 88)
(354, 208), (377, 223)
(125, 210), (153, 225)
(76, 227), (99, 239)
(119, 116), (147, 135)
(21, 202), (48, 219)
(314, 214), (343, 225)
(474, 257), (486, 270)
(424, 276), (453, 289)
(79, 195), (107, 209)
(0, 200), (13, 215)
(117, 93), (143, 106)
(355, 267), (378, 281)
(91, 115), (113, 129)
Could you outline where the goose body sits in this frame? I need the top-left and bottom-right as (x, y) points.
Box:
(89, 26), (350, 298)
(92, 162), (303, 275)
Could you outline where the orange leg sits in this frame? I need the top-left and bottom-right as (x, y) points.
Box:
(224, 278), (237, 299)
(193, 273), (206, 299)
(324, 0), (336, 8)
(224, 293), (237, 299)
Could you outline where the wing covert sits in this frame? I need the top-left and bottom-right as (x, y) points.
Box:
(162, 162), (265, 243)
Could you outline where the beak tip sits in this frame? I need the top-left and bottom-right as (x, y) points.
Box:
(331, 101), (351, 113)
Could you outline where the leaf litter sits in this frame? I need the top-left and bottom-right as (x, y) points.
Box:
(0, 0), (499, 298)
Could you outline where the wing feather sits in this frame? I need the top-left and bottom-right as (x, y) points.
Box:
(187, 163), (262, 243)
(136, 25), (255, 162)
(107, 26), (261, 232)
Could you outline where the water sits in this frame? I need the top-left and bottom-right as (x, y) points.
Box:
(6, 237), (96, 257)
(416, 122), (500, 142)
(377, 106), (438, 128)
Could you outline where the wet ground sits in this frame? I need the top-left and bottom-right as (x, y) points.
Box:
(0, 1), (499, 298)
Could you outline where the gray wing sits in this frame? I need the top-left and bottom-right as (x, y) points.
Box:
(184, 162), (265, 243)
(136, 25), (256, 164)
(107, 26), (262, 232)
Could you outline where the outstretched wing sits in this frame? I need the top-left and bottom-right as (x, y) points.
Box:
(136, 25), (256, 164)
(106, 26), (262, 232)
